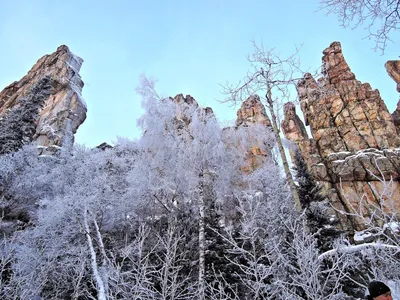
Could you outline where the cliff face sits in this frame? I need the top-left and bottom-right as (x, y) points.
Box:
(282, 42), (400, 230)
(385, 60), (400, 129)
(0, 45), (86, 152)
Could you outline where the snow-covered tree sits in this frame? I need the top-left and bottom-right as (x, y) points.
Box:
(3, 72), (389, 299)
(134, 75), (249, 299)
(221, 41), (308, 212)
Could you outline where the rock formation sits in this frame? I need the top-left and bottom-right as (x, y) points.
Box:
(0, 45), (86, 153)
(282, 42), (400, 230)
(385, 60), (400, 129)
(235, 95), (271, 128)
(232, 95), (273, 172)
(172, 93), (215, 125)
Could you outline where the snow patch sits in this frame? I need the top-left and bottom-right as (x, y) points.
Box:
(65, 61), (81, 75)
(318, 242), (399, 260)
(68, 79), (87, 109)
(331, 159), (345, 164)
(354, 230), (372, 242)
(383, 222), (400, 233)
(327, 151), (351, 160)
(332, 151), (352, 155)
(38, 154), (54, 159)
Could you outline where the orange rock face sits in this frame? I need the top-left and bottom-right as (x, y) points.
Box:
(0, 45), (86, 151)
(385, 60), (400, 92)
(235, 95), (271, 128)
(234, 95), (273, 172)
(283, 42), (400, 230)
(385, 60), (400, 129)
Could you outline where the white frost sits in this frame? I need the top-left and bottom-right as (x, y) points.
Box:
(354, 230), (372, 242)
(318, 242), (399, 260)
(383, 222), (400, 233)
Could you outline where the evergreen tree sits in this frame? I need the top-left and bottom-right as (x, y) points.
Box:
(292, 148), (324, 209)
(0, 76), (52, 155)
(292, 148), (342, 252)
(203, 186), (242, 298)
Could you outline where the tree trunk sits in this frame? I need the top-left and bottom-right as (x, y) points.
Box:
(266, 86), (302, 212)
(93, 219), (109, 297)
(83, 208), (107, 300)
(198, 177), (206, 300)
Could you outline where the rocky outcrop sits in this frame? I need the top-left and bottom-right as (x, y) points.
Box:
(235, 95), (271, 127)
(0, 45), (86, 153)
(386, 60), (400, 92)
(281, 102), (308, 143)
(385, 60), (400, 129)
(283, 42), (400, 230)
(172, 94), (215, 127)
(233, 95), (273, 172)
(96, 142), (113, 151)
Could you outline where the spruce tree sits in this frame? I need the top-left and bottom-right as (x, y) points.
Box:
(293, 148), (341, 252)
(0, 76), (52, 155)
(204, 193), (238, 297)
(292, 148), (324, 209)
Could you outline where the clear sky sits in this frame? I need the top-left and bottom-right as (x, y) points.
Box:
(1, 0), (399, 147)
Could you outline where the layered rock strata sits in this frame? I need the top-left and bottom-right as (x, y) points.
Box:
(283, 42), (400, 230)
(0, 45), (86, 153)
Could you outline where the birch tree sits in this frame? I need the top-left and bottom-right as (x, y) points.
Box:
(222, 41), (305, 212)
(0, 143), (142, 299)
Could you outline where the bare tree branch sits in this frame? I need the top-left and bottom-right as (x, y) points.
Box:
(320, 0), (400, 53)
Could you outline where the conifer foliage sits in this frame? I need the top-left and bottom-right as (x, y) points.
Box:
(0, 76), (52, 155)
(292, 148), (341, 252)
(292, 148), (324, 209)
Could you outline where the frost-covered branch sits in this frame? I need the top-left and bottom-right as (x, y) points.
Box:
(320, 0), (400, 52)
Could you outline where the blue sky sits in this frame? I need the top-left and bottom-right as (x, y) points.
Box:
(0, 0), (399, 147)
